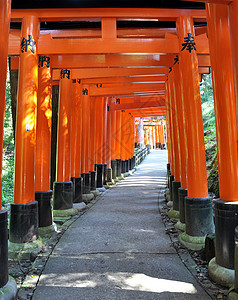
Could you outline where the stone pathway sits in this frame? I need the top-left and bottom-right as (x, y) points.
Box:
(33, 150), (211, 300)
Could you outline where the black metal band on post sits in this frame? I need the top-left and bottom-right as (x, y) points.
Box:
(185, 196), (214, 237)
(81, 173), (91, 194)
(71, 177), (83, 203)
(95, 164), (104, 188)
(125, 159), (129, 172)
(121, 160), (126, 174)
(53, 181), (73, 210)
(111, 159), (117, 179)
(89, 171), (96, 190)
(103, 164), (107, 185)
(9, 201), (39, 243)
(214, 199), (238, 269)
(178, 187), (187, 224)
(169, 174), (174, 198)
(107, 168), (112, 182)
(172, 181), (181, 211)
(116, 159), (122, 177)
(35, 190), (53, 227)
(0, 210), (8, 288)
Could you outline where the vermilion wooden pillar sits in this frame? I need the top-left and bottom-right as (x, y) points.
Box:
(206, 3), (238, 279)
(115, 110), (122, 159)
(89, 96), (97, 191)
(95, 97), (104, 188)
(0, 0), (16, 294)
(165, 81), (174, 177)
(168, 73), (181, 183)
(228, 1), (238, 136)
(177, 16), (214, 245)
(106, 99), (111, 167)
(110, 98), (117, 179)
(102, 97), (108, 165)
(10, 16), (40, 244)
(81, 84), (92, 194)
(35, 55), (54, 228)
(120, 110), (127, 173)
(53, 69), (74, 211)
(71, 79), (83, 202)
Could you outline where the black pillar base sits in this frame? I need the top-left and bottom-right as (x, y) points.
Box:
(167, 163), (171, 187)
(132, 156), (136, 169)
(121, 160), (126, 173)
(0, 210), (8, 288)
(71, 177), (83, 203)
(35, 190), (53, 228)
(107, 168), (112, 182)
(95, 164), (104, 188)
(111, 160), (117, 179)
(103, 164), (107, 185)
(172, 181), (181, 211)
(53, 181), (73, 210)
(128, 158), (132, 170)
(116, 159), (122, 177)
(169, 175), (174, 198)
(214, 200), (238, 269)
(9, 202), (38, 243)
(125, 159), (129, 172)
(185, 196), (214, 237)
(81, 173), (91, 194)
(89, 171), (96, 190)
(178, 187), (187, 224)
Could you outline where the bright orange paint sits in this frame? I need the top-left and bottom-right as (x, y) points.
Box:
(115, 110), (122, 159)
(71, 80), (82, 177)
(95, 97), (104, 164)
(14, 16), (39, 204)
(207, 3), (238, 201)
(173, 62), (187, 189)
(81, 84), (90, 173)
(120, 111), (126, 161)
(165, 81), (174, 175)
(89, 96), (96, 171)
(56, 69), (72, 182)
(177, 16), (208, 198)
(102, 97), (108, 164)
(110, 98), (117, 160)
(35, 55), (52, 191)
(106, 98), (111, 167)
(0, 0), (11, 208)
(168, 72), (181, 182)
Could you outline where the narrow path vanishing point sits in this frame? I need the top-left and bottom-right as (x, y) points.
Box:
(33, 150), (211, 300)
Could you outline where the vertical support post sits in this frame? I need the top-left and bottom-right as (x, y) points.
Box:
(53, 69), (74, 212)
(177, 16), (214, 249)
(0, 2), (17, 297)
(71, 79), (83, 202)
(121, 110), (127, 173)
(10, 16), (40, 244)
(206, 3), (238, 284)
(35, 55), (54, 228)
(106, 99), (112, 182)
(110, 98), (117, 179)
(89, 96), (97, 191)
(173, 60), (188, 230)
(95, 97), (104, 188)
(115, 110), (122, 177)
(138, 117), (144, 148)
(228, 1), (238, 138)
(81, 84), (91, 195)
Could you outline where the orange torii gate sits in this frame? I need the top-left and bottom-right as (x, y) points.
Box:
(1, 2), (238, 298)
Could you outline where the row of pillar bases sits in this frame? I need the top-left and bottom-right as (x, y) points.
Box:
(0, 151), (142, 298)
(167, 163), (238, 293)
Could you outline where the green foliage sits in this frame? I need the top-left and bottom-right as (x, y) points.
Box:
(200, 74), (219, 197)
(2, 72), (15, 207)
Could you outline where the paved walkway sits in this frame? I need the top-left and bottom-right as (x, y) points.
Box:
(33, 150), (210, 300)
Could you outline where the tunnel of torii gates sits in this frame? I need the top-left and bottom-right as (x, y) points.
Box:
(1, 0), (238, 297)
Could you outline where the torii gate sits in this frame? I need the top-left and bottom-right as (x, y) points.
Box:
(1, 1), (238, 298)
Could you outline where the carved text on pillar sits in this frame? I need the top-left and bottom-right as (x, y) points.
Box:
(181, 33), (196, 53)
(60, 69), (70, 79)
(20, 35), (36, 54)
(82, 88), (88, 95)
(38, 56), (50, 68)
